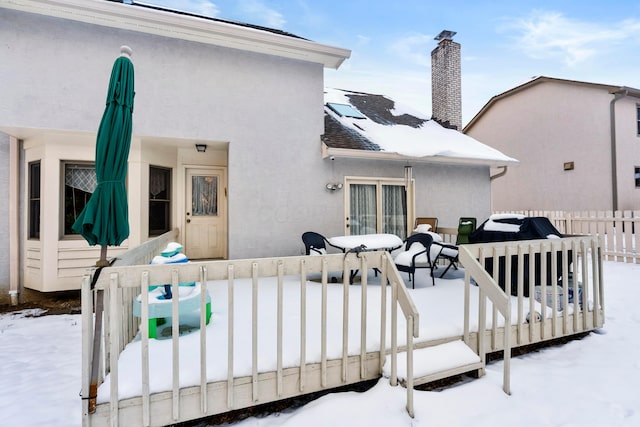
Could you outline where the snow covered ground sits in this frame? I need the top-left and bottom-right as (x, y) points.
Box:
(1, 260), (639, 427)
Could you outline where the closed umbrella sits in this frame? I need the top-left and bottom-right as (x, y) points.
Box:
(75, 46), (134, 414)
(73, 45), (135, 266)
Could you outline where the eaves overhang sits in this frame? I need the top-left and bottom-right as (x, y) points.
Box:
(321, 143), (519, 168)
(1, 0), (351, 69)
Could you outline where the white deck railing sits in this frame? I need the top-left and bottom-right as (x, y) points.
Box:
(81, 232), (605, 426)
(81, 250), (419, 426)
(458, 235), (604, 365)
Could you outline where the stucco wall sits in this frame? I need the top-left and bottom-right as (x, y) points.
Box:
(467, 81), (623, 211)
(315, 158), (490, 233)
(1, 8), (494, 290)
(0, 9), (325, 261)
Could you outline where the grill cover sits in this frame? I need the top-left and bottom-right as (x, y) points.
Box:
(469, 216), (567, 296)
(469, 216), (562, 243)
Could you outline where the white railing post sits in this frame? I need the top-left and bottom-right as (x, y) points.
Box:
(390, 272), (398, 387)
(405, 315), (414, 418)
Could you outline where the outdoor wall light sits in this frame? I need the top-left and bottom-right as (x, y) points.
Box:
(326, 183), (343, 191)
(195, 144), (207, 153)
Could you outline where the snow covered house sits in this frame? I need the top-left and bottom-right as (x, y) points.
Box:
(0, 0), (515, 300)
(464, 76), (640, 211)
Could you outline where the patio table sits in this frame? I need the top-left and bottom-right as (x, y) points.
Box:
(327, 233), (403, 252)
(328, 233), (403, 283)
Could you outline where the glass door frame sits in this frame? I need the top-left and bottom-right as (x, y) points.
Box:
(343, 176), (415, 238)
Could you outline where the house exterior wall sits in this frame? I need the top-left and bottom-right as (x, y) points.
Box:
(1, 8), (329, 291)
(0, 6), (494, 294)
(466, 81), (635, 211)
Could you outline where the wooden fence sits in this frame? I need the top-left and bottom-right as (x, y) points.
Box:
(494, 210), (638, 263)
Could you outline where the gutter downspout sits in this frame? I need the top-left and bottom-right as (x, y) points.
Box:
(610, 89), (628, 212)
(490, 166), (508, 181)
(9, 137), (20, 305)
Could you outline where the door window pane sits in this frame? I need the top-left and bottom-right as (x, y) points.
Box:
(382, 185), (407, 239)
(192, 175), (218, 216)
(349, 184), (377, 235)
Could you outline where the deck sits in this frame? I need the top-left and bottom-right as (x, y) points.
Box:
(81, 233), (604, 426)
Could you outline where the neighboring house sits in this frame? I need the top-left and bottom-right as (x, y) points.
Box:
(0, 0), (515, 301)
(464, 76), (640, 212)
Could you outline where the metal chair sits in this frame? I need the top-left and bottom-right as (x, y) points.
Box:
(393, 233), (436, 287)
(414, 217), (438, 232)
(301, 231), (332, 255)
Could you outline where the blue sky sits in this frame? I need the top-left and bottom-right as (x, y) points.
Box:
(145, 0), (640, 126)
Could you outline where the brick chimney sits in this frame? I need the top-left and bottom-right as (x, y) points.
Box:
(431, 30), (461, 131)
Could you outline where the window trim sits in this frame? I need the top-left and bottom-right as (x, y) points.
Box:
(149, 165), (172, 236)
(60, 161), (96, 239)
(344, 176), (414, 238)
(28, 161), (41, 240)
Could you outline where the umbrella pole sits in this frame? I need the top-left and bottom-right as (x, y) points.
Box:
(97, 245), (109, 267)
(89, 245), (109, 413)
(88, 288), (103, 414)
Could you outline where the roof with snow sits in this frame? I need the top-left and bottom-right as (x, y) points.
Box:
(322, 88), (518, 167)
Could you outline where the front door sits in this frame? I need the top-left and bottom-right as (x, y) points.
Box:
(185, 167), (227, 259)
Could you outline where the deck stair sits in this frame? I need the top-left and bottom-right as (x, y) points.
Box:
(386, 340), (484, 387)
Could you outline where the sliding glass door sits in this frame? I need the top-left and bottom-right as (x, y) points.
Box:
(346, 178), (411, 239)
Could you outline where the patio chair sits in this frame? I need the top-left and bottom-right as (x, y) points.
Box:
(392, 233), (436, 288)
(414, 217), (438, 232)
(432, 217), (477, 278)
(301, 231), (332, 255)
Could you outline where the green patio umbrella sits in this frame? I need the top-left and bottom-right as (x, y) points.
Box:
(73, 46), (135, 266)
(75, 46), (134, 414)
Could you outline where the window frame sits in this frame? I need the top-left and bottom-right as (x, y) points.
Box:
(344, 176), (413, 239)
(28, 161), (41, 240)
(149, 165), (172, 236)
(60, 161), (96, 239)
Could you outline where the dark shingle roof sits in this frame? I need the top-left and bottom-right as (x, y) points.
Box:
(322, 114), (381, 151)
(322, 90), (426, 151)
(345, 92), (427, 128)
